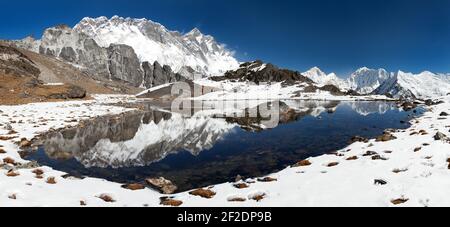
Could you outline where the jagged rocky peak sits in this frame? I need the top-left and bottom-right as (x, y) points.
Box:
(73, 16), (239, 76)
(211, 60), (313, 85)
(348, 67), (392, 94)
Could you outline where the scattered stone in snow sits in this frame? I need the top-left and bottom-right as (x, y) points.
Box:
(372, 155), (388, 161)
(374, 179), (388, 185)
(121, 183), (145, 191)
(414, 147), (422, 152)
(97, 194), (115, 203)
(410, 132), (419, 136)
(233, 183), (249, 189)
(327, 162), (339, 167)
(8, 194), (17, 200)
(257, 177), (278, 182)
(19, 138), (32, 148)
(384, 151), (393, 154)
(228, 196), (247, 202)
(363, 151), (378, 157)
(350, 136), (369, 144)
(0, 136), (17, 141)
(346, 156), (358, 161)
(376, 132), (397, 142)
(423, 143), (430, 146)
(400, 102), (417, 111)
(61, 174), (84, 180)
(248, 192), (266, 202)
(391, 198), (409, 205)
(440, 112), (449, 116)
(6, 170), (20, 177)
(46, 177), (57, 184)
(32, 169), (44, 176)
(293, 160), (312, 167)
(419, 130), (429, 135)
(160, 197), (183, 207)
(146, 177), (177, 194)
(80, 200), (87, 206)
(2, 157), (16, 165)
(434, 132), (448, 141)
(189, 189), (216, 199)
(393, 168), (408, 174)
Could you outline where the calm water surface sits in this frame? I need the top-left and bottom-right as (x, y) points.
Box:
(23, 100), (424, 192)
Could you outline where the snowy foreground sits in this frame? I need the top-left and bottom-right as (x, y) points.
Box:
(1, 95), (450, 207)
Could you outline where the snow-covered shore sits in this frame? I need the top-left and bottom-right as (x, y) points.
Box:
(1, 94), (449, 207)
(191, 79), (391, 102)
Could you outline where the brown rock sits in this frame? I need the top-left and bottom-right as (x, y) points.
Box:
(98, 194), (115, 203)
(0, 148), (6, 154)
(2, 157), (16, 165)
(376, 133), (397, 142)
(414, 147), (422, 152)
(391, 198), (409, 205)
(160, 197), (183, 207)
(393, 168), (408, 174)
(257, 177), (278, 182)
(350, 136), (369, 144)
(346, 156), (358, 161)
(233, 183), (249, 189)
(122, 183), (145, 191)
(146, 177), (177, 194)
(363, 151), (378, 157)
(46, 177), (57, 184)
(228, 197), (247, 202)
(293, 160), (312, 167)
(250, 193), (266, 202)
(6, 170), (20, 177)
(19, 138), (32, 148)
(32, 169), (44, 175)
(372, 155), (388, 161)
(80, 200), (87, 206)
(327, 162), (339, 167)
(189, 188), (216, 199)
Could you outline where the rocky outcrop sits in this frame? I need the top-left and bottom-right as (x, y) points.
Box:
(107, 44), (144, 87)
(0, 45), (40, 77)
(143, 61), (185, 88)
(212, 60), (313, 85)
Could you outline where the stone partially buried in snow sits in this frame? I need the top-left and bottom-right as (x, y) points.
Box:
(146, 177), (178, 194)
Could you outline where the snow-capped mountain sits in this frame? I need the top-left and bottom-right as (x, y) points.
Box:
(348, 67), (392, 94)
(73, 16), (239, 76)
(373, 71), (450, 99)
(302, 67), (349, 89)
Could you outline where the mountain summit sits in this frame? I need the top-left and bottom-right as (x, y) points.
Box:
(73, 16), (239, 76)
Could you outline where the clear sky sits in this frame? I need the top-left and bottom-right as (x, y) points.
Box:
(1, 0), (449, 75)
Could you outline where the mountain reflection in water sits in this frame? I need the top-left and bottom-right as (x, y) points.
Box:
(24, 100), (422, 192)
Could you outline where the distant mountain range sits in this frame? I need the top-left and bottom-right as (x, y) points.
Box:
(303, 67), (450, 99)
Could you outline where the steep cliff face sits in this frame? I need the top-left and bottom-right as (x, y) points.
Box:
(73, 16), (239, 76)
(10, 15), (239, 90)
(107, 44), (144, 87)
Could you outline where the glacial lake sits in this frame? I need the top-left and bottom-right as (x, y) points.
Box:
(23, 100), (424, 192)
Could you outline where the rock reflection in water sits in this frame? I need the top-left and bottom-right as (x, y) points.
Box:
(27, 100), (421, 192)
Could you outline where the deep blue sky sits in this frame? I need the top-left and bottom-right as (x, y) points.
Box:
(1, 0), (449, 75)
